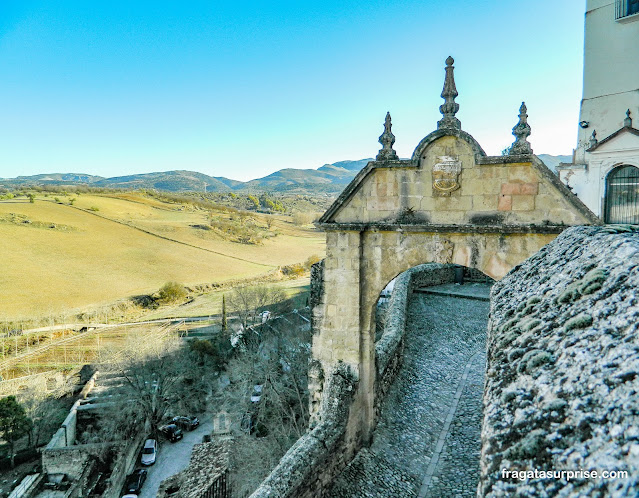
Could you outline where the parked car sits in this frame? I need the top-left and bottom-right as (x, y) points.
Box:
(160, 424), (183, 442)
(140, 439), (157, 465)
(123, 469), (147, 494)
(251, 384), (263, 403)
(121, 495), (138, 498)
(172, 415), (200, 431)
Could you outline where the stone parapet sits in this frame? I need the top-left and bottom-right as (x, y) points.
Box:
(375, 263), (456, 379)
(480, 225), (639, 497)
(374, 263), (457, 424)
(249, 362), (357, 498)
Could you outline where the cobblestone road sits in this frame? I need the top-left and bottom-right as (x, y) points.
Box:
(328, 291), (489, 497)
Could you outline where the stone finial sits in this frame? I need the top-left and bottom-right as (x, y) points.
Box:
(437, 56), (461, 130)
(508, 102), (533, 155)
(589, 130), (598, 148)
(624, 109), (632, 128)
(376, 111), (399, 161)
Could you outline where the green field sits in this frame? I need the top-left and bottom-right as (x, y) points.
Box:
(0, 192), (324, 322)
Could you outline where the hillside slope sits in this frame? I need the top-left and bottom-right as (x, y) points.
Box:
(0, 193), (324, 320)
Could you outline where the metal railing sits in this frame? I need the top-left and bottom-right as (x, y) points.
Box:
(200, 469), (230, 498)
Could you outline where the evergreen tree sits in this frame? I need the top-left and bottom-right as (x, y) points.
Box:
(0, 396), (32, 467)
(222, 294), (228, 331)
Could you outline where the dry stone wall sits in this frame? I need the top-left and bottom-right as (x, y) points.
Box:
(481, 225), (639, 497)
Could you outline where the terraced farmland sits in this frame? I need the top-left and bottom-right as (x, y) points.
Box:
(0, 322), (181, 380)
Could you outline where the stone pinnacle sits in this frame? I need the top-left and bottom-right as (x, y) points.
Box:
(437, 56), (461, 130)
(509, 102), (533, 155)
(377, 111), (398, 161)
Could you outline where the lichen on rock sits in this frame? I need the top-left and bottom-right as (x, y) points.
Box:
(480, 226), (639, 497)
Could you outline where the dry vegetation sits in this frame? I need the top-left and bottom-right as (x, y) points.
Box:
(0, 191), (324, 322)
(0, 323), (181, 380)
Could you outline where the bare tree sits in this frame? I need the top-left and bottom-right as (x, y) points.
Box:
(97, 331), (199, 439)
(227, 285), (286, 328)
(20, 385), (73, 449)
(222, 314), (312, 495)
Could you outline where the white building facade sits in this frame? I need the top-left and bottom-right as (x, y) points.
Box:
(558, 0), (639, 223)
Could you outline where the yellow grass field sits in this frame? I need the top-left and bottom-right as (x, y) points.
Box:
(0, 193), (325, 321)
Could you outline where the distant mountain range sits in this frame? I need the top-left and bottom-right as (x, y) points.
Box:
(0, 156), (569, 195)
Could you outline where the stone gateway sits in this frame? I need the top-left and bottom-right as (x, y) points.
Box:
(311, 57), (599, 450)
(250, 57), (603, 498)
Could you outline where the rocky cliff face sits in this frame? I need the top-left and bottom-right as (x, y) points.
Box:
(481, 226), (639, 497)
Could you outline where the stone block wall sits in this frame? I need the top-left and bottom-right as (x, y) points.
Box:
(250, 362), (357, 498)
(310, 259), (324, 334)
(41, 443), (106, 481)
(45, 372), (98, 450)
(480, 225), (639, 496)
(332, 141), (596, 228)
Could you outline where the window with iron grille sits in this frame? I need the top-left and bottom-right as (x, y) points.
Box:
(616, 0), (639, 19)
(604, 165), (639, 224)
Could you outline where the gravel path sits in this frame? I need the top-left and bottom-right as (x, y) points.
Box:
(328, 291), (488, 497)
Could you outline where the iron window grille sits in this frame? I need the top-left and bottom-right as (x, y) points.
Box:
(616, 0), (639, 19)
(604, 165), (639, 224)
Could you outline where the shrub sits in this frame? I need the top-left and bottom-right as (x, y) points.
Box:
(157, 282), (187, 304)
(292, 211), (314, 226)
(88, 206), (100, 212)
(209, 215), (271, 244)
(304, 254), (321, 269)
(281, 263), (306, 277)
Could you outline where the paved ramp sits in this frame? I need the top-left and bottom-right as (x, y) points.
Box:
(328, 291), (489, 497)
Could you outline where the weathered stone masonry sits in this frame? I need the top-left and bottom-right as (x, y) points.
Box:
(250, 362), (358, 498)
(373, 263), (458, 421)
(313, 117), (599, 451)
(251, 263), (456, 498)
(250, 57), (602, 497)
(481, 226), (639, 497)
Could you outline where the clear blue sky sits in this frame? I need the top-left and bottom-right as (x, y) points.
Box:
(0, 1), (585, 181)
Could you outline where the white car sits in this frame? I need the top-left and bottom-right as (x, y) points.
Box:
(140, 439), (157, 466)
(251, 384), (263, 403)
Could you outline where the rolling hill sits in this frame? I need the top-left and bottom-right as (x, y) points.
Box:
(0, 192), (324, 321)
(0, 156), (568, 194)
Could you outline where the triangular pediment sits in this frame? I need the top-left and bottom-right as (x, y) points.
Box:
(319, 134), (599, 229)
(588, 127), (639, 153)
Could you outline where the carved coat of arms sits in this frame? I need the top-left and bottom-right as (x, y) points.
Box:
(432, 155), (462, 193)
